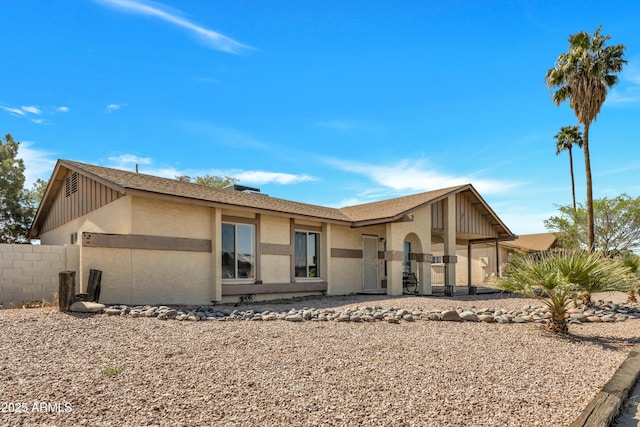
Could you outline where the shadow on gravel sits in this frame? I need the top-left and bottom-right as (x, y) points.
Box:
(60, 311), (102, 320)
(555, 333), (640, 352)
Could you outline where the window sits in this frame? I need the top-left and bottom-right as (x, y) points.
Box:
(222, 223), (255, 279)
(70, 232), (78, 245)
(432, 255), (443, 264)
(295, 231), (320, 278)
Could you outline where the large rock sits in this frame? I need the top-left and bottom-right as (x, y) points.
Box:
(285, 314), (303, 322)
(478, 314), (495, 323)
(69, 301), (105, 313)
(459, 311), (479, 322)
(440, 310), (461, 322)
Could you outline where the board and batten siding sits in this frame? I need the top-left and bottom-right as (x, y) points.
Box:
(431, 193), (497, 238)
(41, 171), (122, 234)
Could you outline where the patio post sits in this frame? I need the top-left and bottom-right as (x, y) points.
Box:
(443, 195), (456, 296)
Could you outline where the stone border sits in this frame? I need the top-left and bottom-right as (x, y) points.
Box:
(570, 343), (640, 427)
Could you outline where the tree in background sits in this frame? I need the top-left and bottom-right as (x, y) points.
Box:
(175, 174), (239, 188)
(545, 26), (626, 251)
(545, 194), (640, 257)
(194, 174), (239, 188)
(0, 134), (34, 243)
(554, 125), (583, 211)
(25, 178), (49, 212)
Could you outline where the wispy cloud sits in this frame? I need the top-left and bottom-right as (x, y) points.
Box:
(608, 62), (640, 105)
(232, 170), (315, 185)
(17, 141), (58, 187)
(316, 120), (362, 132)
(179, 122), (269, 150)
(596, 161), (640, 177)
(106, 103), (126, 112)
(324, 157), (519, 195)
(1, 104), (70, 123)
(95, 0), (252, 54)
(1, 106), (26, 116)
(108, 154), (153, 168)
(194, 76), (220, 84)
(21, 105), (41, 114)
(106, 154), (314, 185)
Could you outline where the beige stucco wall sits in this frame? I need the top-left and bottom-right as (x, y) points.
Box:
(83, 247), (212, 305)
(328, 224), (386, 295)
(260, 215), (289, 245)
(77, 196), (215, 304)
(132, 196), (211, 238)
(260, 254), (290, 283)
(40, 196), (133, 246)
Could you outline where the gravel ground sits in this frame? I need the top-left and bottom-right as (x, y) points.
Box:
(1, 292), (639, 427)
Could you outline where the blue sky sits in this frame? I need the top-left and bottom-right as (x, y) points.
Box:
(2, 1), (639, 235)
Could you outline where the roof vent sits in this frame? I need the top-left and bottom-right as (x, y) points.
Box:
(224, 184), (268, 196)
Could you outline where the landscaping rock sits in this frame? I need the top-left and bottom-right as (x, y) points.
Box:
(440, 310), (461, 322)
(69, 301), (105, 313)
(459, 311), (479, 322)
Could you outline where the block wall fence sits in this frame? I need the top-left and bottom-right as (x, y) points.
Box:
(0, 244), (79, 308)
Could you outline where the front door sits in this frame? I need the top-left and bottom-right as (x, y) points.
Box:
(362, 235), (378, 291)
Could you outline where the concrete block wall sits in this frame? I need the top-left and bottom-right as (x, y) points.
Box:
(0, 244), (79, 308)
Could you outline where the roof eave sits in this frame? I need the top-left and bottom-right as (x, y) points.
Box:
(29, 160), (127, 239)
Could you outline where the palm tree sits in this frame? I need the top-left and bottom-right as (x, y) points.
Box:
(545, 26), (626, 251)
(554, 126), (583, 211)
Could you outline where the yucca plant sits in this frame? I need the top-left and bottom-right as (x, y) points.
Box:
(494, 251), (630, 333)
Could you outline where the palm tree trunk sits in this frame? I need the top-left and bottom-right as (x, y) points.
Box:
(569, 147), (577, 211)
(628, 290), (637, 304)
(547, 311), (568, 334)
(583, 123), (595, 251)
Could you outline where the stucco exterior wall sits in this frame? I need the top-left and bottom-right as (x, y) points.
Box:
(39, 196), (133, 246)
(261, 215), (290, 245)
(0, 244), (79, 307)
(328, 224), (386, 295)
(132, 197), (211, 239)
(83, 247), (212, 305)
(77, 196), (214, 304)
(260, 254), (290, 283)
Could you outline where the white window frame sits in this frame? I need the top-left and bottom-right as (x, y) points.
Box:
(221, 222), (255, 281)
(294, 230), (321, 279)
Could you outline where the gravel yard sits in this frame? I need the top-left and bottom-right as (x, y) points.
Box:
(1, 292), (639, 426)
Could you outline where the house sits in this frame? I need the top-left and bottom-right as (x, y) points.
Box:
(29, 160), (516, 304)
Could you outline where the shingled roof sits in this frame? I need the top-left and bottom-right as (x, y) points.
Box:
(501, 233), (558, 252)
(30, 160), (513, 238)
(59, 160), (351, 222)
